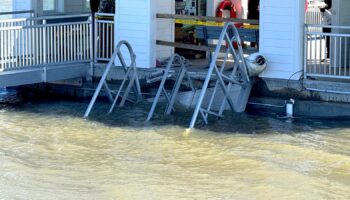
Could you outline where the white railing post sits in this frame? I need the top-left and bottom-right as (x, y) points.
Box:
(94, 13), (98, 64)
(0, 29), (3, 71)
(304, 25), (308, 79)
(89, 15), (94, 77)
(43, 19), (47, 66)
(94, 13), (115, 62)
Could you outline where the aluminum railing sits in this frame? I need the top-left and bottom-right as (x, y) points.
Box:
(305, 5), (323, 32)
(304, 24), (350, 79)
(95, 13), (114, 62)
(0, 10), (35, 20)
(0, 14), (92, 71)
(0, 18), (35, 28)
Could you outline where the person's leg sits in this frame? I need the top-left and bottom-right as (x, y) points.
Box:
(323, 27), (331, 59)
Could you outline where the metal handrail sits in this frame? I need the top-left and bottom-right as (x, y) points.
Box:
(0, 14), (91, 23)
(29, 14), (91, 21)
(95, 13), (115, 17)
(306, 32), (350, 37)
(0, 21), (92, 31)
(306, 24), (350, 30)
(0, 10), (34, 16)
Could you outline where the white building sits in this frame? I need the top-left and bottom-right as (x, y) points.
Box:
(1, 0), (350, 84)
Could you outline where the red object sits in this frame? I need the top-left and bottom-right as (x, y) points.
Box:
(305, 1), (309, 12)
(216, 0), (241, 48)
(216, 0), (237, 18)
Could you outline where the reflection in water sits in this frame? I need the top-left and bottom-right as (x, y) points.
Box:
(0, 100), (349, 200)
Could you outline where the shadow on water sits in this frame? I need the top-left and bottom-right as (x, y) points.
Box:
(2, 88), (350, 135)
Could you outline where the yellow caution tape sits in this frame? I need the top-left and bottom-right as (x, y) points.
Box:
(175, 19), (224, 27)
(242, 24), (259, 29)
(175, 19), (260, 29)
(96, 16), (114, 20)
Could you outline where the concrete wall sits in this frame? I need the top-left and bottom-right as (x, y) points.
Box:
(259, 0), (305, 80)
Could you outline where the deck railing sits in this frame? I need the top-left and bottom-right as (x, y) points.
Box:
(0, 14), (92, 71)
(0, 10), (35, 20)
(304, 24), (350, 79)
(95, 13), (115, 62)
(305, 5), (323, 32)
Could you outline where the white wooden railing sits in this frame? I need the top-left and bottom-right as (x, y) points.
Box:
(0, 14), (92, 71)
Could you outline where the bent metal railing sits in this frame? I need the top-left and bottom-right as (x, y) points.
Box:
(0, 14), (92, 72)
(304, 24), (350, 79)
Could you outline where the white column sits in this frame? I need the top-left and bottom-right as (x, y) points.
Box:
(115, 0), (153, 68)
(260, 0), (305, 80)
(115, 0), (173, 68)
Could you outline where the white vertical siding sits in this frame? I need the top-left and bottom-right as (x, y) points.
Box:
(0, 0), (13, 19)
(260, 0), (305, 80)
(115, 0), (153, 68)
(334, 0), (350, 27)
(1, 0), (13, 12)
(13, 0), (32, 17)
(154, 0), (174, 61)
(332, 0), (350, 66)
(115, 0), (173, 68)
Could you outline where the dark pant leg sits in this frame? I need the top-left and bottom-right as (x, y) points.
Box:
(323, 27), (331, 59)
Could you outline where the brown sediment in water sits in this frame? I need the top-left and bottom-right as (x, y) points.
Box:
(0, 100), (349, 200)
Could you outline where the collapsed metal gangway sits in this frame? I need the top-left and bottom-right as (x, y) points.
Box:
(84, 40), (142, 118)
(85, 23), (264, 128)
(189, 22), (251, 128)
(147, 54), (195, 121)
(146, 23), (253, 128)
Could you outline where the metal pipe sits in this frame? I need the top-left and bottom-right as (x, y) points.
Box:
(247, 102), (286, 108)
(306, 88), (350, 95)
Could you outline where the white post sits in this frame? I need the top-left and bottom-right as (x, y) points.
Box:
(260, 0), (306, 80)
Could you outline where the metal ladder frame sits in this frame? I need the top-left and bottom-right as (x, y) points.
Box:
(147, 54), (195, 121)
(84, 40), (142, 118)
(189, 22), (250, 128)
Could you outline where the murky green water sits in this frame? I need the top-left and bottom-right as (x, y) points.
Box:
(0, 98), (350, 200)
